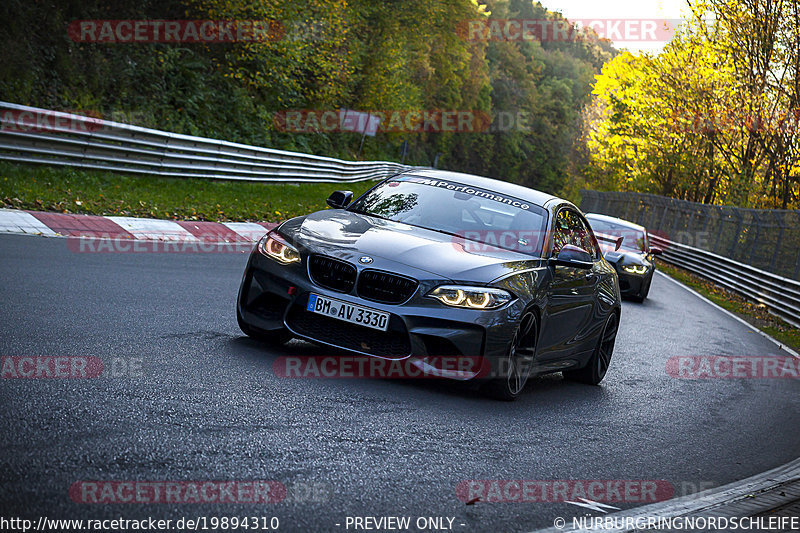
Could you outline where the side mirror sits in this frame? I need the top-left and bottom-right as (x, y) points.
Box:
(549, 244), (594, 269)
(326, 190), (353, 209)
(648, 246), (663, 256)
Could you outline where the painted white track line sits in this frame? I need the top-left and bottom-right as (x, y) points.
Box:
(656, 270), (799, 358)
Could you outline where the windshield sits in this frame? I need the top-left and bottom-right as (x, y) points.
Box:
(586, 217), (646, 253)
(348, 176), (549, 256)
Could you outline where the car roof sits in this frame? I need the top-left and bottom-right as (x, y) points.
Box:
(401, 169), (558, 208)
(584, 212), (646, 232)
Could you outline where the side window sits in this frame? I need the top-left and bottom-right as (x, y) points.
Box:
(552, 209), (571, 256)
(552, 209), (600, 259)
(571, 214), (600, 259)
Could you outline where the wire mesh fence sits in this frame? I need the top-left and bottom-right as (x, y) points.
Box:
(581, 190), (800, 281)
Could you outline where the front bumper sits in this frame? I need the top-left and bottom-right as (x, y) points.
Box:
(237, 251), (522, 380)
(616, 267), (652, 296)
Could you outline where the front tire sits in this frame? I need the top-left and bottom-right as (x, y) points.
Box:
(484, 311), (538, 401)
(564, 312), (618, 385)
(237, 307), (291, 344)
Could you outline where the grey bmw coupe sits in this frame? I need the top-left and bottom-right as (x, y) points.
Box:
(237, 170), (621, 400)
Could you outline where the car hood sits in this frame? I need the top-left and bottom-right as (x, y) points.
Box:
(279, 209), (541, 282)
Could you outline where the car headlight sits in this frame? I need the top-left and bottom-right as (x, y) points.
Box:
(258, 232), (300, 264)
(427, 285), (513, 310)
(622, 264), (648, 275)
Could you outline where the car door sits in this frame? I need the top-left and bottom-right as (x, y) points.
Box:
(538, 208), (601, 362)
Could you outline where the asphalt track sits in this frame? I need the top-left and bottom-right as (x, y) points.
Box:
(1, 233), (798, 532)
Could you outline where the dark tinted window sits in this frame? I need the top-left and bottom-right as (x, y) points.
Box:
(552, 209), (599, 259)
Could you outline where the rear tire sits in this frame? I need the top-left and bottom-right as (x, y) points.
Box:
(484, 312), (538, 401)
(564, 312), (618, 385)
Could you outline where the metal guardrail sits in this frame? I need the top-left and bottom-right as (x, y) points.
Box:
(650, 234), (800, 329)
(0, 102), (414, 182)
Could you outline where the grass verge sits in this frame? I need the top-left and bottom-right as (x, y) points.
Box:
(0, 162), (377, 222)
(657, 260), (800, 353)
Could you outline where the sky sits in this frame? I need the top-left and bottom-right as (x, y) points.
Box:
(544, 0), (693, 54)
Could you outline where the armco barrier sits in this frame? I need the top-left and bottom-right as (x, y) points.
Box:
(649, 234), (800, 329)
(0, 102), (415, 183)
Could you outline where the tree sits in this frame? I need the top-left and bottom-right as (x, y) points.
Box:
(584, 0), (800, 209)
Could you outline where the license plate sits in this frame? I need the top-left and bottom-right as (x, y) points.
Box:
(306, 294), (389, 331)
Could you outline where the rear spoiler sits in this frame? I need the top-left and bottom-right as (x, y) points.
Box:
(595, 232), (623, 251)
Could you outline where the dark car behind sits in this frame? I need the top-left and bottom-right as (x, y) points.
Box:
(585, 213), (662, 302)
